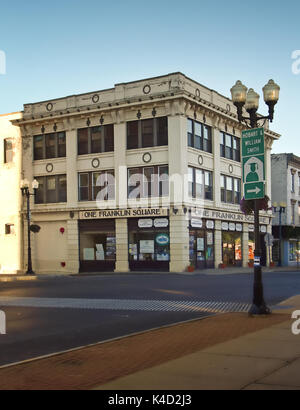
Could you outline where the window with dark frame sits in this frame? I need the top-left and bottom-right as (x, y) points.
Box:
(187, 119), (212, 153)
(220, 174), (241, 204)
(188, 166), (213, 200)
(128, 165), (169, 198)
(127, 117), (168, 149)
(220, 132), (240, 162)
(34, 174), (67, 204)
(4, 138), (14, 163)
(78, 170), (115, 201)
(5, 224), (15, 235)
(33, 132), (66, 160)
(78, 125), (114, 155)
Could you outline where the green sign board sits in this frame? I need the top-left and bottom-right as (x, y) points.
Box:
(242, 128), (265, 157)
(244, 182), (265, 200)
(242, 128), (265, 200)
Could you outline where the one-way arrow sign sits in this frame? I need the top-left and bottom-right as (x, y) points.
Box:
(244, 182), (265, 200)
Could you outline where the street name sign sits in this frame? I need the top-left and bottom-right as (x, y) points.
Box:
(242, 128), (265, 200)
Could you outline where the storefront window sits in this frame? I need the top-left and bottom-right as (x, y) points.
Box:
(222, 231), (242, 266)
(248, 232), (255, 262)
(189, 219), (214, 269)
(79, 220), (116, 272)
(289, 241), (300, 262)
(128, 218), (169, 271)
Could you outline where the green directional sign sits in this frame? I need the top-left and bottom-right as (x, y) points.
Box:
(242, 128), (265, 157)
(242, 128), (265, 200)
(244, 182), (265, 200)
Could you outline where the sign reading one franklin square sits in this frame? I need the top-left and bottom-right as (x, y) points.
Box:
(79, 207), (169, 220)
(242, 128), (265, 200)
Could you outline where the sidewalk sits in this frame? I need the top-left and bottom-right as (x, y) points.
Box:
(0, 265), (298, 281)
(0, 297), (299, 390)
(96, 296), (300, 391)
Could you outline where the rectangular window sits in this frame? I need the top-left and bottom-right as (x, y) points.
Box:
(58, 175), (67, 202)
(33, 132), (66, 160)
(104, 124), (114, 152)
(291, 201), (296, 224)
(45, 133), (56, 159)
(194, 122), (202, 150)
(35, 177), (44, 204)
(203, 125), (212, 153)
(220, 175), (225, 202)
(128, 166), (168, 198)
(188, 167), (213, 200)
(34, 135), (44, 160)
(221, 174), (241, 204)
(127, 121), (139, 150)
(34, 175), (67, 204)
(127, 117), (168, 149)
(159, 165), (169, 197)
(79, 173), (89, 201)
(78, 128), (89, 155)
(91, 127), (102, 154)
(291, 171), (295, 193)
(157, 117), (168, 146)
(78, 125), (114, 155)
(187, 119), (212, 153)
(78, 170), (115, 202)
(220, 132), (240, 162)
(187, 119), (193, 147)
(57, 132), (66, 157)
(5, 224), (15, 235)
(4, 138), (13, 163)
(142, 119), (154, 148)
(46, 176), (57, 203)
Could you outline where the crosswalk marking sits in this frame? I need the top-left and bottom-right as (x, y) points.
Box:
(0, 296), (252, 313)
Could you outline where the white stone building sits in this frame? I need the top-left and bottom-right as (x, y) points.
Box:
(271, 153), (300, 266)
(6, 72), (279, 274)
(0, 112), (23, 274)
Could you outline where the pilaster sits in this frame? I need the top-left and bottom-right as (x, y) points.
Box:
(115, 218), (129, 272)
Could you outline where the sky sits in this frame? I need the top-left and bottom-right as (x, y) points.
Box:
(0, 0), (299, 155)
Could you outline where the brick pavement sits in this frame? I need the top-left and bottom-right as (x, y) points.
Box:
(0, 312), (289, 390)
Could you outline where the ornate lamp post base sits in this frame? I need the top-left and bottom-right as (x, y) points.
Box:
(249, 304), (271, 316)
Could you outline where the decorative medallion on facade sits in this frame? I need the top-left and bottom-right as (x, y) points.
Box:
(195, 89), (200, 98)
(92, 94), (100, 104)
(142, 152), (152, 164)
(46, 163), (54, 173)
(198, 155), (203, 166)
(46, 103), (53, 112)
(229, 164), (234, 174)
(143, 85), (151, 95)
(92, 158), (100, 169)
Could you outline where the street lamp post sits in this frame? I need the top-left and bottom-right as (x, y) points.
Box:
(231, 79), (280, 315)
(20, 179), (39, 275)
(272, 202), (286, 267)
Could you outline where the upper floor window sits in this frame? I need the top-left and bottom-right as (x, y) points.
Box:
(291, 200), (296, 224)
(188, 166), (213, 200)
(291, 170), (295, 193)
(128, 165), (169, 198)
(78, 125), (114, 155)
(34, 174), (67, 204)
(5, 223), (15, 235)
(187, 119), (212, 153)
(4, 138), (14, 163)
(221, 174), (241, 204)
(220, 132), (240, 162)
(78, 170), (115, 201)
(34, 132), (66, 160)
(127, 117), (168, 150)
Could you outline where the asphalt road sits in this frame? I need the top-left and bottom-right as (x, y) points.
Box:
(0, 271), (299, 366)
